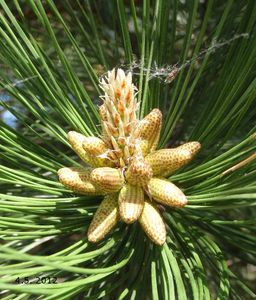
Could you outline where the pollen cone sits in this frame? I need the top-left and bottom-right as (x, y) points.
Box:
(177, 141), (201, 156)
(90, 167), (124, 193)
(67, 131), (90, 164)
(125, 155), (153, 186)
(139, 199), (166, 245)
(133, 109), (162, 152)
(87, 194), (119, 243)
(148, 178), (187, 207)
(118, 184), (144, 223)
(82, 136), (115, 167)
(145, 143), (200, 177)
(57, 167), (103, 195)
(138, 140), (149, 157)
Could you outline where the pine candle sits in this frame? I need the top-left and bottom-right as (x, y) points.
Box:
(58, 69), (201, 245)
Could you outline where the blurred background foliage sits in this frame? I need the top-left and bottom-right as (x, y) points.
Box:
(0, 0), (255, 299)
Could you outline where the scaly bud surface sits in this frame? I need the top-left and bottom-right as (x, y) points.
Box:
(125, 155), (153, 186)
(99, 69), (138, 166)
(148, 178), (188, 207)
(118, 184), (144, 223)
(145, 148), (192, 177)
(58, 167), (103, 195)
(90, 167), (124, 193)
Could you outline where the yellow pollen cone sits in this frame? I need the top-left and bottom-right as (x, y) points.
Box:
(134, 108), (162, 152)
(57, 167), (103, 195)
(83, 137), (107, 155)
(87, 194), (119, 243)
(128, 139), (148, 157)
(177, 141), (201, 156)
(125, 156), (153, 186)
(118, 184), (144, 224)
(67, 131), (90, 164)
(133, 109), (162, 152)
(90, 167), (124, 193)
(139, 199), (166, 245)
(82, 137), (115, 167)
(145, 148), (192, 177)
(148, 178), (188, 207)
(139, 139), (149, 157)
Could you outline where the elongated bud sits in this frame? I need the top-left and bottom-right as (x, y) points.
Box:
(139, 199), (166, 245)
(87, 194), (119, 243)
(57, 167), (103, 195)
(145, 147), (197, 177)
(82, 137), (115, 167)
(90, 167), (124, 193)
(67, 131), (90, 164)
(145, 149), (190, 176)
(148, 178), (187, 207)
(118, 184), (144, 223)
(99, 104), (107, 121)
(99, 69), (138, 167)
(125, 155), (153, 186)
(133, 109), (162, 152)
(99, 105), (114, 148)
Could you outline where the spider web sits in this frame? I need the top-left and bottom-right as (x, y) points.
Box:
(117, 33), (249, 83)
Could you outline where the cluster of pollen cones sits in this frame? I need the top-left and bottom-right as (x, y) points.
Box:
(58, 68), (201, 245)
